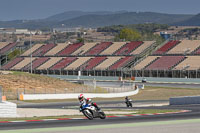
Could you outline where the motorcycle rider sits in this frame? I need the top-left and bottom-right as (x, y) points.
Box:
(125, 96), (132, 107)
(125, 96), (129, 102)
(78, 94), (100, 111)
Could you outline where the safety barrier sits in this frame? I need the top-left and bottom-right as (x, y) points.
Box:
(170, 96), (200, 105)
(20, 88), (139, 100)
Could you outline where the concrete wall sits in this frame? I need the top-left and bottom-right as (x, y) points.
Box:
(0, 101), (17, 117)
(136, 77), (200, 84)
(170, 96), (200, 105)
(21, 89), (139, 100)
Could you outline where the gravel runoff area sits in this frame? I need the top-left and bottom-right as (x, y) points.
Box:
(16, 102), (169, 117)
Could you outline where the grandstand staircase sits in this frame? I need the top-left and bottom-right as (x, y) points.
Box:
(106, 57), (122, 70)
(109, 56), (133, 70)
(49, 57), (78, 70)
(40, 44), (57, 56)
(143, 57), (160, 70)
(78, 58), (93, 70)
(22, 57), (50, 70)
(98, 42), (113, 55)
(22, 44), (44, 56)
(113, 43), (128, 55)
(154, 40), (181, 55)
(43, 58), (63, 70)
(84, 42), (112, 56)
(78, 57), (107, 70)
(49, 57), (64, 70)
(64, 57), (78, 68)
(165, 41), (181, 54)
(91, 57), (107, 70)
(128, 41), (144, 54)
(34, 57), (51, 70)
(123, 41), (158, 68)
(1, 57), (24, 70)
(83, 43), (99, 55)
(21, 58), (37, 71)
(170, 56), (187, 70)
(191, 46), (200, 55)
(56, 43), (83, 56)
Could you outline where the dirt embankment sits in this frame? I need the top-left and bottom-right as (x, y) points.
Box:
(0, 71), (89, 99)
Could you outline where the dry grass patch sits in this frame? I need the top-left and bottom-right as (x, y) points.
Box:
(0, 71), (94, 99)
(129, 86), (200, 100)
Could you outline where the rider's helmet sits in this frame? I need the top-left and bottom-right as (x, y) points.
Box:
(78, 94), (84, 101)
(125, 96), (128, 99)
(86, 98), (92, 103)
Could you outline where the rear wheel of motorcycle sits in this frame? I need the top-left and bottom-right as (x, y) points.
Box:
(99, 112), (106, 119)
(83, 110), (93, 120)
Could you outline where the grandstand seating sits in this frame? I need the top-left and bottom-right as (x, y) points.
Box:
(114, 41), (143, 55)
(79, 57), (107, 70)
(145, 56), (185, 70)
(173, 56), (200, 70)
(167, 40), (200, 54)
(22, 57), (50, 70)
(153, 41), (180, 55)
(95, 57), (121, 70)
(22, 44), (44, 56)
(37, 57), (63, 70)
(11, 57), (36, 70)
(32, 44), (56, 56)
(50, 57), (77, 70)
(65, 57), (91, 70)
(84, 42), (112, 55)
(133, 56), (159, 70)
(72, 43), (97, 55)
(109, 56), (133, 70)
(1, 57), (24, 70)
(45, 43), (69, 56)
(100, 42), (126, 55)
(131, 41), (155, 55)
(57, 43), (83, 56)
(0, 42), (9, 50)
(193, 47), (200, 54)
(0, 43), (17, 55)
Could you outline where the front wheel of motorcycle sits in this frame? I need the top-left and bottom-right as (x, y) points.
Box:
(99, 112), (106, 119)
(83, 110), (93, 120)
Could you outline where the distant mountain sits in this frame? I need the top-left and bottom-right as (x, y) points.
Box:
(173, 13), (200, 26)
(56, 12), (193, 28)
(0, 11), (195, 29)
(45, 10), (127, 22)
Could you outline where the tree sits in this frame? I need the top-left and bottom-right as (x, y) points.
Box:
(77, 38), (84, 43)
(119, 28), (141, 41)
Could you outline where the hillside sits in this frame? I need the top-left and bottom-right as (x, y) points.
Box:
(45, 11), (125, 22)
(57, 12), (193, 28)
(173, 13), (200, 26)
(0, 11), (194, 29)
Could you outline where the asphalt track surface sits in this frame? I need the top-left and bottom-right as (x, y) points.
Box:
(1, 102), (200, 131)
(1, 82), (200, 131)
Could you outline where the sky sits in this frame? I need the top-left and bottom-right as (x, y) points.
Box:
(0, 0), (200, 20)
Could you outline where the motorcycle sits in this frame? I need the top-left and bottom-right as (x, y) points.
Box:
(125, 99), (132, 107)
(80, 104), (106, 120)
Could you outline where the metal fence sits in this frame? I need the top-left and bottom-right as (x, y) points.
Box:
(2, 80), (136, 100)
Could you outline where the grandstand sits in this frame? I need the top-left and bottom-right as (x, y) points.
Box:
(0, 42), (17, 55)
(3, 40), (200, 78)
(0, 42), (19, 69)
(132, 40), (200, 78)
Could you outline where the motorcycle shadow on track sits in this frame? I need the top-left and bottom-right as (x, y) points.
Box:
(80, 104), (106, 120)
